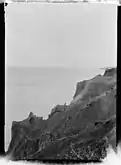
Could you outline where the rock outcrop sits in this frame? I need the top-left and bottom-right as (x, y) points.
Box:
(6, 68), (116, 161)
(48, 103), (68, 118)
(103, 68), (116, 77)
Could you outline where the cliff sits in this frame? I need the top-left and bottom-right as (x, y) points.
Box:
(6, 68), (116, 161)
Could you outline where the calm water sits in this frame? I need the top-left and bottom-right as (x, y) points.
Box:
(5, 67), (104, 151)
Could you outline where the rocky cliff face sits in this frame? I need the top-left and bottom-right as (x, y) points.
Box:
(6, 68), (116, 161)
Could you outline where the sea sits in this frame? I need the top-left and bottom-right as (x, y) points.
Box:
(5, 67), (105, 152)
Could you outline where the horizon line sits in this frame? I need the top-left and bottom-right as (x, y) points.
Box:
(6, 66), (116, 69)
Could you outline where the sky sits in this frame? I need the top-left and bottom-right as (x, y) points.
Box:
(5, 3), (117, 68)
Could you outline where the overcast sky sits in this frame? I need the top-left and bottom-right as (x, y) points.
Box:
(5, 3), (117, 68)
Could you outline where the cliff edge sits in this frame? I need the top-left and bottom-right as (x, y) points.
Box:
(6, 68), (116, 161)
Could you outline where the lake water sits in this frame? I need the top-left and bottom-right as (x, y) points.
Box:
(5, 67), (104, 151)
